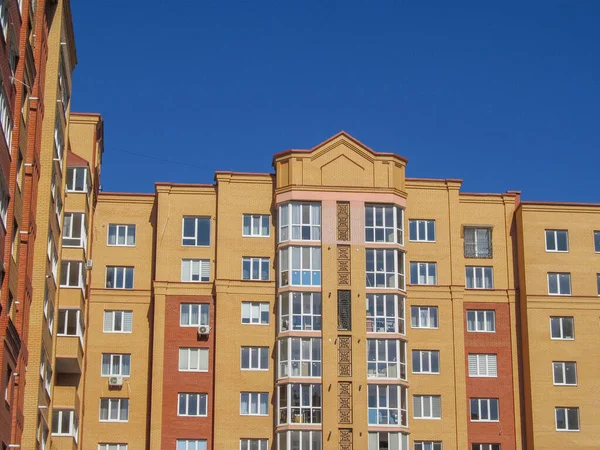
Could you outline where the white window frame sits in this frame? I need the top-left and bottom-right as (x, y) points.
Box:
(179, 348), (209, 372)
(60, 260), (85, 289)
(368, 432), (409, 450)
(466, 310), (496, 333)
(241, 346), (270, 371)
(279, 246), (321, 287)
(105, 266), (134, 289)
(410, 262), (437, 285)
(62, 212), (87, 248)
(277, 431), (322, 450)
(368, 384), (407, 426)
(54, 117), (64, 171)
(552, 361), (577, 386)
(180, 303), (210, 327)
(181, 259), (210, 282)
(465, 266), (494, 289)
(240, 439), (268, 450)
(242, 214), (270, 237)
(364, 204), (404, 245)
(471, 445), (500, 450)
(176, 441), (207, 450)
(414, 442), (443, 450)
(0, 84), (12, 148)
(366, 294), (405, 334)
(279, 292), (322, 332)
(101, 354), (131, 377)
(57, 309), (84, 339)
(98, 445), (128, 450)
(240, 392), (269, 416)
(550, 316), (574, 340)
(241, 302), (269, 325)
(555, 407), (579, 431)
(368, 339), (406, 380)
(99, 398), (129, 422)
(278, 337), (321, 378)
(51, 409), (78, 437)
(548, 272), (571, 296)
(182, 216), (211, 246)
(545, 230), (568, 252)
(413, 395), (442, 419)
(66, 167), (89, 193)
(242, 257), (270, 281)
(409, 219), (436, 242)
(103, 310), (133, 333)
(464, 227), (493, 258)
(468, 354), (498, 377)
(0, 178), (8, 227)
(277, 383), (322, 425)
(595, 231), (600, 253)
(40, 352), (52, 396)
(278, 202), (321, 242)
(366, 248), (406, 289)
(470, 398), (499, 422)
(107, 224), (136, 246)
(411, 306), (438, 329)
(412, 350), (440, 375)
(177, 393), (208, 417)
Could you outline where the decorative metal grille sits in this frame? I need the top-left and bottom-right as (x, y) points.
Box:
(337, 202), (351, 241)
(339, 428), (353, 450)
(337, 290), (351, 331)
(337, 245), (351, 286)
(464, 227), (493, 258)
(338, 382), (352, 424)
(338, 335), (352, 377)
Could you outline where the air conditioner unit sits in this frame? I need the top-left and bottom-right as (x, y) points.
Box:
(108, 376), (123, 387)
(85, 259), (93, 270)
(197, 325), (210, 336)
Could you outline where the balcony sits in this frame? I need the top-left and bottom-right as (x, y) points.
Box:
(55, 336), (83, 374)
(52, 436), (78, 450)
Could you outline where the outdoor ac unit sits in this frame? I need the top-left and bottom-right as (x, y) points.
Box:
(197, 325), (210, 336)
(85, 259), (93, 270)
(108, 376), (123, 387)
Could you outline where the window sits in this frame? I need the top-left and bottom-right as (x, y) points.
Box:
(179, 348), (209, 372)
(548, 273), (571, 295)
(58, 55), (70, 114)
(470, 398), (499, 422)
(44, 285), (54, 335)
(178, 393), (208, 417)
(0, 0), (7, 41)
(278, 338), (321, 378)
(107, 224), (136, 246)
(63, 213), (86, 247)
(241, 302), (269, 324)
(468, 354), (497, 377)
(598, 274), (600, 296)
(182, 216), (210, 246)
(595, 231), (600, 253)
(465, 266), (493, 289)
(181, 259), (210, 282)
(411, 306), (438, 329)
(177, 440), (207, 450)
(365, 204), (404, 244)
(366, 248), (406, 289)
(0, 180), (8, 227)
(555, 407), (579, 431)
(37, 417), (49, 450)
(243, 214), (270, 237)
(57, 309), (83, 337)
(413, 395), (441, 419)
(54, 117), (64, 170)
(40, 353), (52, 395)
(368, 432), (409, 450)
(279, 202), (321, 242)
(106, 266), (134, 289)
(279, 292), (321, 332)
(337, 289), (351, 331)
(51, 409), (77, 436)
(240, 439), (268, 450)
(464, 227), (492, 258)
(277, 431), (321, 450)
(550, 317), (574, 340)
(103, 310), (133, 333)
(368, 385), (407, 426)
(412, 350), (440, 374)
(410, 262), (437, 285)
(177, 439), (208, 450)
(99, 445), (128, 450)
(242, 347), (269, 371)
(240, 392), (268, 416)
(368, 339), (406, 379)
(60, 261), (84, 288)
(100, 398), (129, 422)
(101, 354), (131, 377)
(278, 384), (321, 424)
(66, 167), (88, 192)
(11, 220), (18, 259)
(279, 247), (321, 286)
(466, 310), (496, 332)
(0, 85), (12, 148)
(472, 446), (500, 450)
(553, 362), (577, 386)
(367, 294), (405, 334)
(16, 151), (22, 189)
(242, 257), (270, 281)
(546, 230), (568, 252)
(414, 443), (442, 450)
(180, 304), (209, 326)
(409, 219), (436, 242)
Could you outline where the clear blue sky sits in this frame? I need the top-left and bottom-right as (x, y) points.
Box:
(71, 1), (599, 201)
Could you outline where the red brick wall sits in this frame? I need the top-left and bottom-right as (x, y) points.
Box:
(464, 302), (517, 450)
(161, 295), (215, 449)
